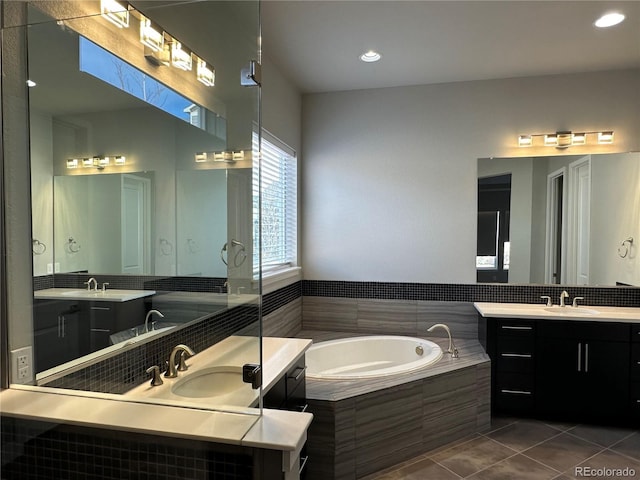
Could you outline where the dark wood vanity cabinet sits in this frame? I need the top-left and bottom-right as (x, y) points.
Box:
(34, 298), (147, 371)
(482, 315), (637, 426)
(264, 355), (307, 412)
(631, 324), (640, 422)
(83, 299), (146, 351)
(33, 300), (88, 372)
(536, 320), (630, 423)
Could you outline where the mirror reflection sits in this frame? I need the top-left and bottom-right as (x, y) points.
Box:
(27, 0), (260, 388)
(54, 172), (155, 275)
(477, 152), (640, 286)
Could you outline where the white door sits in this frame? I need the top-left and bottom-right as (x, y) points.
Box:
(566, 156), (591, 284)
(545, 168), (566, 284)
(121, 175), (151, 274)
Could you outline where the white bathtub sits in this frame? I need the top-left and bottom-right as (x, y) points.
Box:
(306, 335), (443, 379)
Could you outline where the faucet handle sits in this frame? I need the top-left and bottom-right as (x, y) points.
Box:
(101, 282), (110, 292)
(572, 296), (585, 308)
(146, 365), (164, 387)
(540, 295), (552, 307)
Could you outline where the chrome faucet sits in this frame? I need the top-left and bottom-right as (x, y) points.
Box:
(85, 277), (98, 291)
(165, 344), (195, 378)
(427, 323), (459, 358)
(559, 290), (570, 307)
(144, 309), (164, 333)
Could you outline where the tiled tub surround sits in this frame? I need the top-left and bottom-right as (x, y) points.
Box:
(296, 331), (491, 480)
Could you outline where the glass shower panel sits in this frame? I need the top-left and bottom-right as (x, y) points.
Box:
(3, 0), (262, 418)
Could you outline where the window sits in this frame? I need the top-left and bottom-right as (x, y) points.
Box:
(252, 131), (297, 274)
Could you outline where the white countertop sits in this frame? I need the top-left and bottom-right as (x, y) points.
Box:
(35, 288), (156, 302)
(474, 302), (640, 323)
(1, 337), (314, 452)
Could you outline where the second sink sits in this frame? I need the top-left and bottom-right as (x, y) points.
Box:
(544, 306), (600, 316)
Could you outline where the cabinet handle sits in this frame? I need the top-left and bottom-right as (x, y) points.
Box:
(299, 455), (309, 475)
(90, 328), (110, 333)
(577, 343), (582, 372)
(90, 306), (111, 311)
(585, 343), (589, 373)
(500, 353), (532, 358)
(500, 389), (532, 395)
(288, 366), (307, 382)
(57, 315), (62, 337)
(500, 326), (532, 330)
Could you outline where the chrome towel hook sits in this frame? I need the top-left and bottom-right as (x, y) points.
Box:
(618, 237), (633, 258)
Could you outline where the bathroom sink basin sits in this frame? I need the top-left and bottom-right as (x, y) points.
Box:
(58, 289), (155, 302)
(543, 307), (600, 316)
(171, 366), (246, 398)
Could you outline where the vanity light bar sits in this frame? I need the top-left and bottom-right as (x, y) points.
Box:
(102, 7), (216, 88)
(101, 0), (130, 29)
(517, 131), (615, 148)
(194, 151), (247, 164)
(67, 156), (126, 169)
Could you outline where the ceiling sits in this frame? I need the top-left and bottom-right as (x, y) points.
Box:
(261, 1), (640, 94)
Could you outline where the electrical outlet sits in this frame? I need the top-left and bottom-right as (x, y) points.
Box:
(47, 263), (54, 274)
(11, 346), (33, 384)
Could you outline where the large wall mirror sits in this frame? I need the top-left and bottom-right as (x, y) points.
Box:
(23, 0), (261, 390)
(477, 152), (640, 287)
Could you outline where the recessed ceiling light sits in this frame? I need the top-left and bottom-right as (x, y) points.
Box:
(594, 12), (625, 28)
(360, 50), (381, 63)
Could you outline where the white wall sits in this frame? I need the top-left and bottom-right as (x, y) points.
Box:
(591, 153), (640, 286)
(302, 69), (640, 283)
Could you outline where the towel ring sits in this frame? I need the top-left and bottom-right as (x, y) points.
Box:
(220, 239), (247, 267)
(67, 237), (81, 253)
(617, 237), (633, 258)
(32, 239), (46, 255)
(159, 238), (173, 256)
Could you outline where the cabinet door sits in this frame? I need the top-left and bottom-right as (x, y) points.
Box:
(580, 339), (629, 419)
(33, 301), (85, 372)
(536, 337), (582, 418)
(537, 334), (629, 422)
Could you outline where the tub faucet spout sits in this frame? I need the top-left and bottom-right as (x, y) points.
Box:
(427, 323), (459, 358)
(144, 309), (164, 333)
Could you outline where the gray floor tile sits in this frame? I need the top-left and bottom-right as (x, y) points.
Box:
(467, 454), (560, 480)
(522, 433), (603, 472)
(373, 457), (462, 480)
(431, 437), (517, 477)
(567, 424), (635, 448)
(611, 431), (640, 462)
(488, 420), (563, 452)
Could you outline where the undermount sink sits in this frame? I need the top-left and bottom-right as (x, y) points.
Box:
(171, 366), (247, 398)
(544, 307), (600, 316)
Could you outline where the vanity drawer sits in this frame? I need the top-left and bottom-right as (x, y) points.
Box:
(632, 344), (640, 380)
(632, 381), (640, 424)
(496, 353), (534, 373)
(537, 320), (629, 342)
(496, 319), (535, 338)
(633, 324), (640, 343)
(495, 373), (534, 413)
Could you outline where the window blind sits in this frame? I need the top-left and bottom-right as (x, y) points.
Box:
(252, 131), (297, 273)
